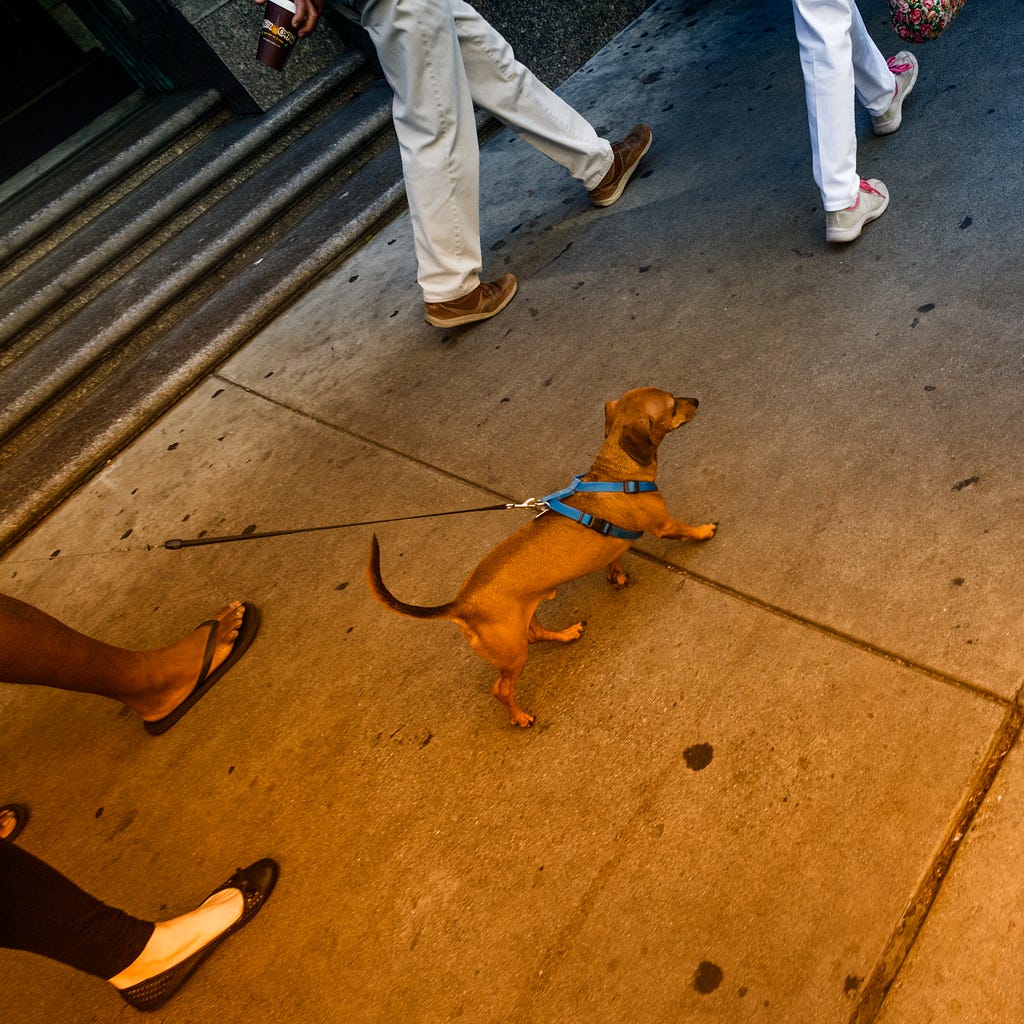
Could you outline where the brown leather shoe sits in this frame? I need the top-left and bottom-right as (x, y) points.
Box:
(588, 124), (653, 207)
(424, 273), (518, 328)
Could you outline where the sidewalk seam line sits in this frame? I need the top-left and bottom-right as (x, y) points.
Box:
(848, 702), (1023, 1023)
(216, 373), (1013, 710)
(211, 373), (536, 504)
(631, 549), (1010, 708)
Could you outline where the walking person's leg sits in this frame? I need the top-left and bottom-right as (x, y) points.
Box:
(451, 0), (612, 186)
(850, 1), (919, 137)
(850, 1), (896, 113)
(791, 0), (860, 211)
(451, 0), (652, 206)
(791, 0), (890, 241)
(0, 839), (154, 978)
(355, 0), (650, 322)
(0, 840), (277, 1010)
(0, 594), (257, 733)
(358, 0), (486, 304)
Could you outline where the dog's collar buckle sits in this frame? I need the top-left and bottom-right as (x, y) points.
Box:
(620, 479), (655, 495)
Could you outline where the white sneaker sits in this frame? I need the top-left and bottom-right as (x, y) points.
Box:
(825, 179), (890, 243)
(872, 52), (919, 135)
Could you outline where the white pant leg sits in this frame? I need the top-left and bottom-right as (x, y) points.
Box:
(850, 2), (897, 115)
(359, 0), (483, 302)
(791, 0), (861, 211)
(450, 0), (613, 189)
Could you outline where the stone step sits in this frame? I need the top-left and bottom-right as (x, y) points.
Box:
(0, 143), (405, 547)
(0, 56), (411, 551)
(0, 89), (224, 266)
(0, 75), (395, 445)
(0, 53), (368, 348)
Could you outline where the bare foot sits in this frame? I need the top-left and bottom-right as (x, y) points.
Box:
(130, 602), (246, 722)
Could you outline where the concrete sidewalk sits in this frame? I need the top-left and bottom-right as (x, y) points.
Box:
(3, 0), (1022, 1021)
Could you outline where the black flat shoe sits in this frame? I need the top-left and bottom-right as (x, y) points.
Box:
(118, 858), (279, 1011)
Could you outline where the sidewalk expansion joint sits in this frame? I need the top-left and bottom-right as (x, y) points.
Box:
(220, 375), (1015, 715)
(633, 550), (1012, 710)
(847, 701), (1022, 1023)
(212, 374), (522, 507)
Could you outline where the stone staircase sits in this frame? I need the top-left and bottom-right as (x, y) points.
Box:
(0, 51), (406, 552)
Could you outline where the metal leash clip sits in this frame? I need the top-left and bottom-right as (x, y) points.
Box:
(505, 497), (550, 514)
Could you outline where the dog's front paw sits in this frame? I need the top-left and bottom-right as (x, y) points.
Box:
(693, 522), (717, 541)
(511, 709), (536, 728)
(606, 561), (629, 588)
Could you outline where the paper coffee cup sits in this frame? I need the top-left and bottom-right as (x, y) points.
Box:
(256, 0), (298, 71)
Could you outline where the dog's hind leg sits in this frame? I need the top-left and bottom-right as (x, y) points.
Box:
(492, 660), (534, 728)
(460, 620), (536, 727)
(528, 614), (584, 644)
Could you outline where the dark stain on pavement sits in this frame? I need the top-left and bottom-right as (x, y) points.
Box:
(684, 743), (714, 770)
(694, 960), (723, 993)
(844, 975), (862, 997)
(952, 476), (979, 491)
(910, 302), (935, 328)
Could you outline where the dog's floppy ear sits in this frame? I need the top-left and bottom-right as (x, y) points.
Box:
(619, 418), (657, 465)
(604, 400), (619, 437)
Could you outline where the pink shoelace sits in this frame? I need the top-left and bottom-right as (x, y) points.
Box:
(886, 56), (914, 75)
(886, 55), (913, 96)
(846, 180), (885, 211)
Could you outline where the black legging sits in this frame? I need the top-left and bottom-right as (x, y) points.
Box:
(0, 840), (154, 978)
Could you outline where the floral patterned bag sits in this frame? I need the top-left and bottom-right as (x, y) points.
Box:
(889, 0), (966, 42)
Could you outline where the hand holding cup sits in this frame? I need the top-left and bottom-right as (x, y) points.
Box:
(254, 0), (323, 69)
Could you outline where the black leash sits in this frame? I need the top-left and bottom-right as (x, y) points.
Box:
(162, 498), (547, 550)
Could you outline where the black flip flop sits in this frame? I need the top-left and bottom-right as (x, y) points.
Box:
(144, 603), (261, 736)
(0, 803), (29, 842)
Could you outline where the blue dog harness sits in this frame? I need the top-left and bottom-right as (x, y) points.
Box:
(536, 475), (658, 541)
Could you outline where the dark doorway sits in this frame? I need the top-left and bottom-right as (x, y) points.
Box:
(0, 0), (137, 182)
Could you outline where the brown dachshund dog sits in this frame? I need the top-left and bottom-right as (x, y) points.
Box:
(367, 387), (716, 727)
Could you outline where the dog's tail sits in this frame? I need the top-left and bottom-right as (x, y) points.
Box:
(367, 534), (456, 621)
